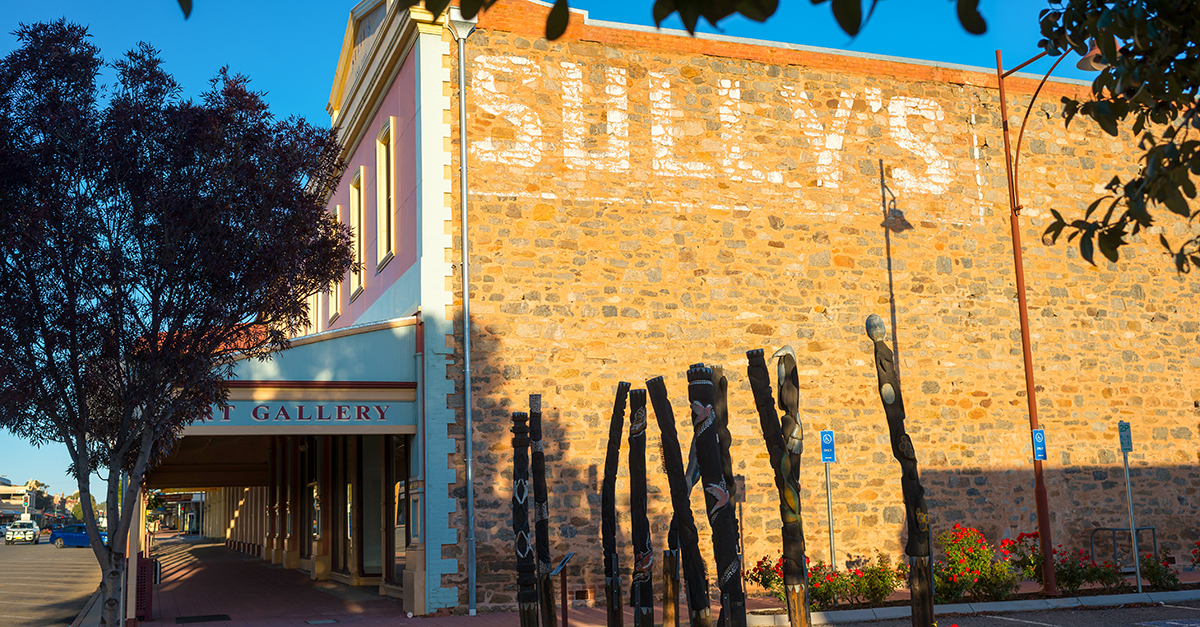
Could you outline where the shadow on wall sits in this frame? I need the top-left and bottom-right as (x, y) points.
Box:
(901, 464), (1200, 566)
(454, 322), (1200, 611)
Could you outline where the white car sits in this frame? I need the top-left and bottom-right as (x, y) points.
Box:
(5, 521), (40, 545)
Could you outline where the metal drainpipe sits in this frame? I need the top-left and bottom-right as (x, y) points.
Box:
(448, 10), (478, 616)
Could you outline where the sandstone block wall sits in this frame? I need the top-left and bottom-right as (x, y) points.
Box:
(440, 1), (1200, 610)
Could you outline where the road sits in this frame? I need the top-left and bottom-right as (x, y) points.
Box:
(0, 537), (101, 627)
(840, 600), (1200, 627)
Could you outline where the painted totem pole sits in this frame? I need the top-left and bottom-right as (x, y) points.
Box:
(530, 395), (556, 627)
(602, 382), (630, 627)
(647, 375), (712, 627)
(865, 314), (933, 627)
(746, 347), (811, 627)
(512, 411), (539, 627)
(662, 523), (680, 627)
(688, 365), (746, 627)
(628, 390), (654, 627)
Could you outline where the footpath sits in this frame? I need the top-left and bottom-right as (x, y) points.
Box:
(73, 534), (1200, 626)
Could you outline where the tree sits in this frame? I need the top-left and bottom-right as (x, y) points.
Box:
(1038, 1), (1200, 271)
(23, 479), (53, 510)
(174, 0), (987, 41)
(70, 491), (104, 522)
(0, 21), (352, 626)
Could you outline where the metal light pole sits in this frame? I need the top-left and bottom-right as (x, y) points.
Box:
(995, 45), (1102, 596)
(447, 6), (479, 615)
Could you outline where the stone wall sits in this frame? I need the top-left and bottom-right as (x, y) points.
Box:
(442, 0), (1200, 611)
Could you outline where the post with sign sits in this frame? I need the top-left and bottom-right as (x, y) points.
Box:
(820, 430), (837, 570)
(1031, 429), (1046, 462)
(1118, 421), (1142, 593)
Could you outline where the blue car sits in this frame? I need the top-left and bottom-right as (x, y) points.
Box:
(49, 524), (107, 548)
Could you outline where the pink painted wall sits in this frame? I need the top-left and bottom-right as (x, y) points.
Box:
(324, 52), (419, 329)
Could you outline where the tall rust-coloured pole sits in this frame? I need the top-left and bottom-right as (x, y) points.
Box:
(995, 49), (1063, 595)
(512, 412), (539, 627)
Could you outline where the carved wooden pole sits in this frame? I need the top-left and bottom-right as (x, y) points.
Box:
(746, 348), (811, 627)
(662, 523), (679, 627)
(531, 395), (557, 627)
(628, 389), (654, 627)
(512, 412), (539, 627)
(647, 376), (712, 627)
(866, 314), (933, 627)
(602, 382), (630, 627)
(688, 365), (746, 627)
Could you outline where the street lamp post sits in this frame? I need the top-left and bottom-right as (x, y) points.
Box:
(995, 46), (1101, 596)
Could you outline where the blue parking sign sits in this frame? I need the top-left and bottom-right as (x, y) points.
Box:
(1031, 429), (1047, 461)
(820, 430), (836, 463)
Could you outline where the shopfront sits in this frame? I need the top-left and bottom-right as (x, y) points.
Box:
(145, 316), (431, 611)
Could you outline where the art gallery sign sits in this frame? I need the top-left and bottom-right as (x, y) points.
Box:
(185, 380), (417, 435)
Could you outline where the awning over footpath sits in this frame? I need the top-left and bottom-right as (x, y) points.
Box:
(146, 317), (420, 489)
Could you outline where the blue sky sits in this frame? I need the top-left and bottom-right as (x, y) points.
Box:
(0, 0), (1093, 497)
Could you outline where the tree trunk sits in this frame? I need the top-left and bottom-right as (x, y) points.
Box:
(98, 555), (125, 626)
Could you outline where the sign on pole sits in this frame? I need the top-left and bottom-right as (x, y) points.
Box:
(1031, 429), (1047, 461)
(1118, 420), (1142, 593)
(820, 430), (836, 463)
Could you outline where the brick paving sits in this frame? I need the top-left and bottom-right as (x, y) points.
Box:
(136, 533), (1199, 627)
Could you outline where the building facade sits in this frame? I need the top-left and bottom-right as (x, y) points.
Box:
(151, 0), (1200, 617)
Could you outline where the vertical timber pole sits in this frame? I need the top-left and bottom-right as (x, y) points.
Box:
(995, 50), (1057, 595)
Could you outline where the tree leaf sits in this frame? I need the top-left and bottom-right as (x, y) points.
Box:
(830, 0), (862, 36)
(1079, 233), (1096, 264)
(956, 0), (987, 35)
(1097, 229), (1123, 262)
(177, 0), (192, 19)
(425, 0), (452, 20)
(736, 0), (779, 22)
(546, 0), (571, 40)
(458, 0), (486, 18)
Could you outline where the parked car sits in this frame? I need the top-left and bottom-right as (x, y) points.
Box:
(5, 521), (40, 545)
(49, 524), (107, 549)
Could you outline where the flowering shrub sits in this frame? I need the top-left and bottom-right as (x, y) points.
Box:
(807, 558), (848, 611)
(1051, 546), (1091, 596)
(1140, 549), (1181, 591)
(998, 531), (1043, 583)
(747, 553), (785, 602)
(849, 552), (904, 606)
(1085, 559), (1131, 594)
(747, 552), (905, 611)
(933, 524), (1018, 603)
(1190, 541), (1199, 569)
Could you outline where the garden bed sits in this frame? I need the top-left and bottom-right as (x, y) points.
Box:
(746, 580), (1200, 614)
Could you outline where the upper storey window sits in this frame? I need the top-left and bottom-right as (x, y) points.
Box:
(349, 167), (364, 300)
(376, 118), (394, 270)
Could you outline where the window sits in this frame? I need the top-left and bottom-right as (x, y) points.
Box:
(349, 169), (364, 299)
(376, 118), (395, 269)
(329, 204), (343, 324)
(305, 291), (322, 335)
